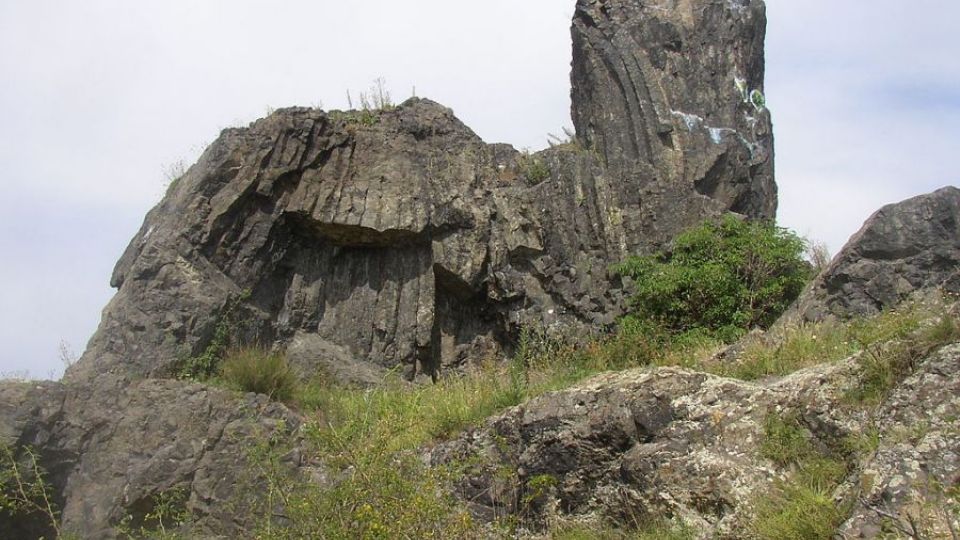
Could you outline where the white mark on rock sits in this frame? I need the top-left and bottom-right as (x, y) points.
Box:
(671, 110), (703, 131)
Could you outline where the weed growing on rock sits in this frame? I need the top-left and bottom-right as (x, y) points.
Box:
(116, 487), (190, 539)
(174, 290), (252, 381)
(358, 77), (395, 111)
(752, 412), (850, 539)
(219, 347), (299, 403)
(521, 156), (551, 184)
(0, 445), (63, 539)
(868, 477), (960, 539)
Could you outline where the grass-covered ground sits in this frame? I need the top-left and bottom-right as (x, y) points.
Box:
(4, 296), (957, 538)
(212, 294), (957, 539)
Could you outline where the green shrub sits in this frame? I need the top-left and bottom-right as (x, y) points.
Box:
(219, 348), (298, 403)
(616, 215), (811, 342)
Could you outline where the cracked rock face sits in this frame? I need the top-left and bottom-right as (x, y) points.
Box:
(428, 343), (960, 537)
(426, 363), (855, 536)
(0, 377), (303, 539)
(65, 0), (778, 385)
(790, 186), (960, 322)
(839, 343), (960, 539)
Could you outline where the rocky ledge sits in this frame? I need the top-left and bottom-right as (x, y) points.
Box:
(429, 338), (960, 538)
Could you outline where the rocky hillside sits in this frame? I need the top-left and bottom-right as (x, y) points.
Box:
(2, 0), (958, 538)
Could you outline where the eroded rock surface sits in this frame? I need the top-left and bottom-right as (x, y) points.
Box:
(791, 186), (960, 322)
(66, 0), (778, 385)
(839, 343), (960, 539)
(0, 377), (304, 538)
(572, 0), (776, 224)
(429, 342), (960, 537)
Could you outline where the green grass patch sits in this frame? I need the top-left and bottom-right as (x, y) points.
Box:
(241, 367), (521, 538)
(230, 296), (958, 538)
(751, 412), (850, 539)
(845, 304), (960, 405)
(718, 320), (855, 380)
(219, 347), (299, 403)
(749, 482), (847, 540)
(688, 297), (957, 382)
(298, 361), (527, 454)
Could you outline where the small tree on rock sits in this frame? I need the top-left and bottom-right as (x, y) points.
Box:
(616, 215), (811, 342)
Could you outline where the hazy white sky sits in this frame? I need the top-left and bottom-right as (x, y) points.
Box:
(1, 1), (957, 378)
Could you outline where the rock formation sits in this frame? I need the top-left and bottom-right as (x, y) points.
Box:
(6, 0), (958, 538)
(65, 0), (777, 385)
(429, 337), (960, 538)
(3, 0), (782, 534)
(790, 186), (960, 322)
(0, 377), (305, 538)
(571, 0), (776, 218)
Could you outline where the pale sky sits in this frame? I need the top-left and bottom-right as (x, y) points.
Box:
(1, 1), (957, 379)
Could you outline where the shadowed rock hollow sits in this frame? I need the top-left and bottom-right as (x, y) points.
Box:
(67, 0), (777, 385)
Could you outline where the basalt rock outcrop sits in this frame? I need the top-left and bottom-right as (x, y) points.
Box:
(65, 0), (777, 385)
(3, 1), (959, 538)
(0, 377), (306, 538)
(4, 0), (793, 536)
(789, 186), (960, 323)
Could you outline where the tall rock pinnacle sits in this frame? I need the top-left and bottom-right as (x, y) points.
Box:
(571, 0), (776, 226)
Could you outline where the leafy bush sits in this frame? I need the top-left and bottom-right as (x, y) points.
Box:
(219, 348), (298, 403)
(616, 215), (811, 342)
